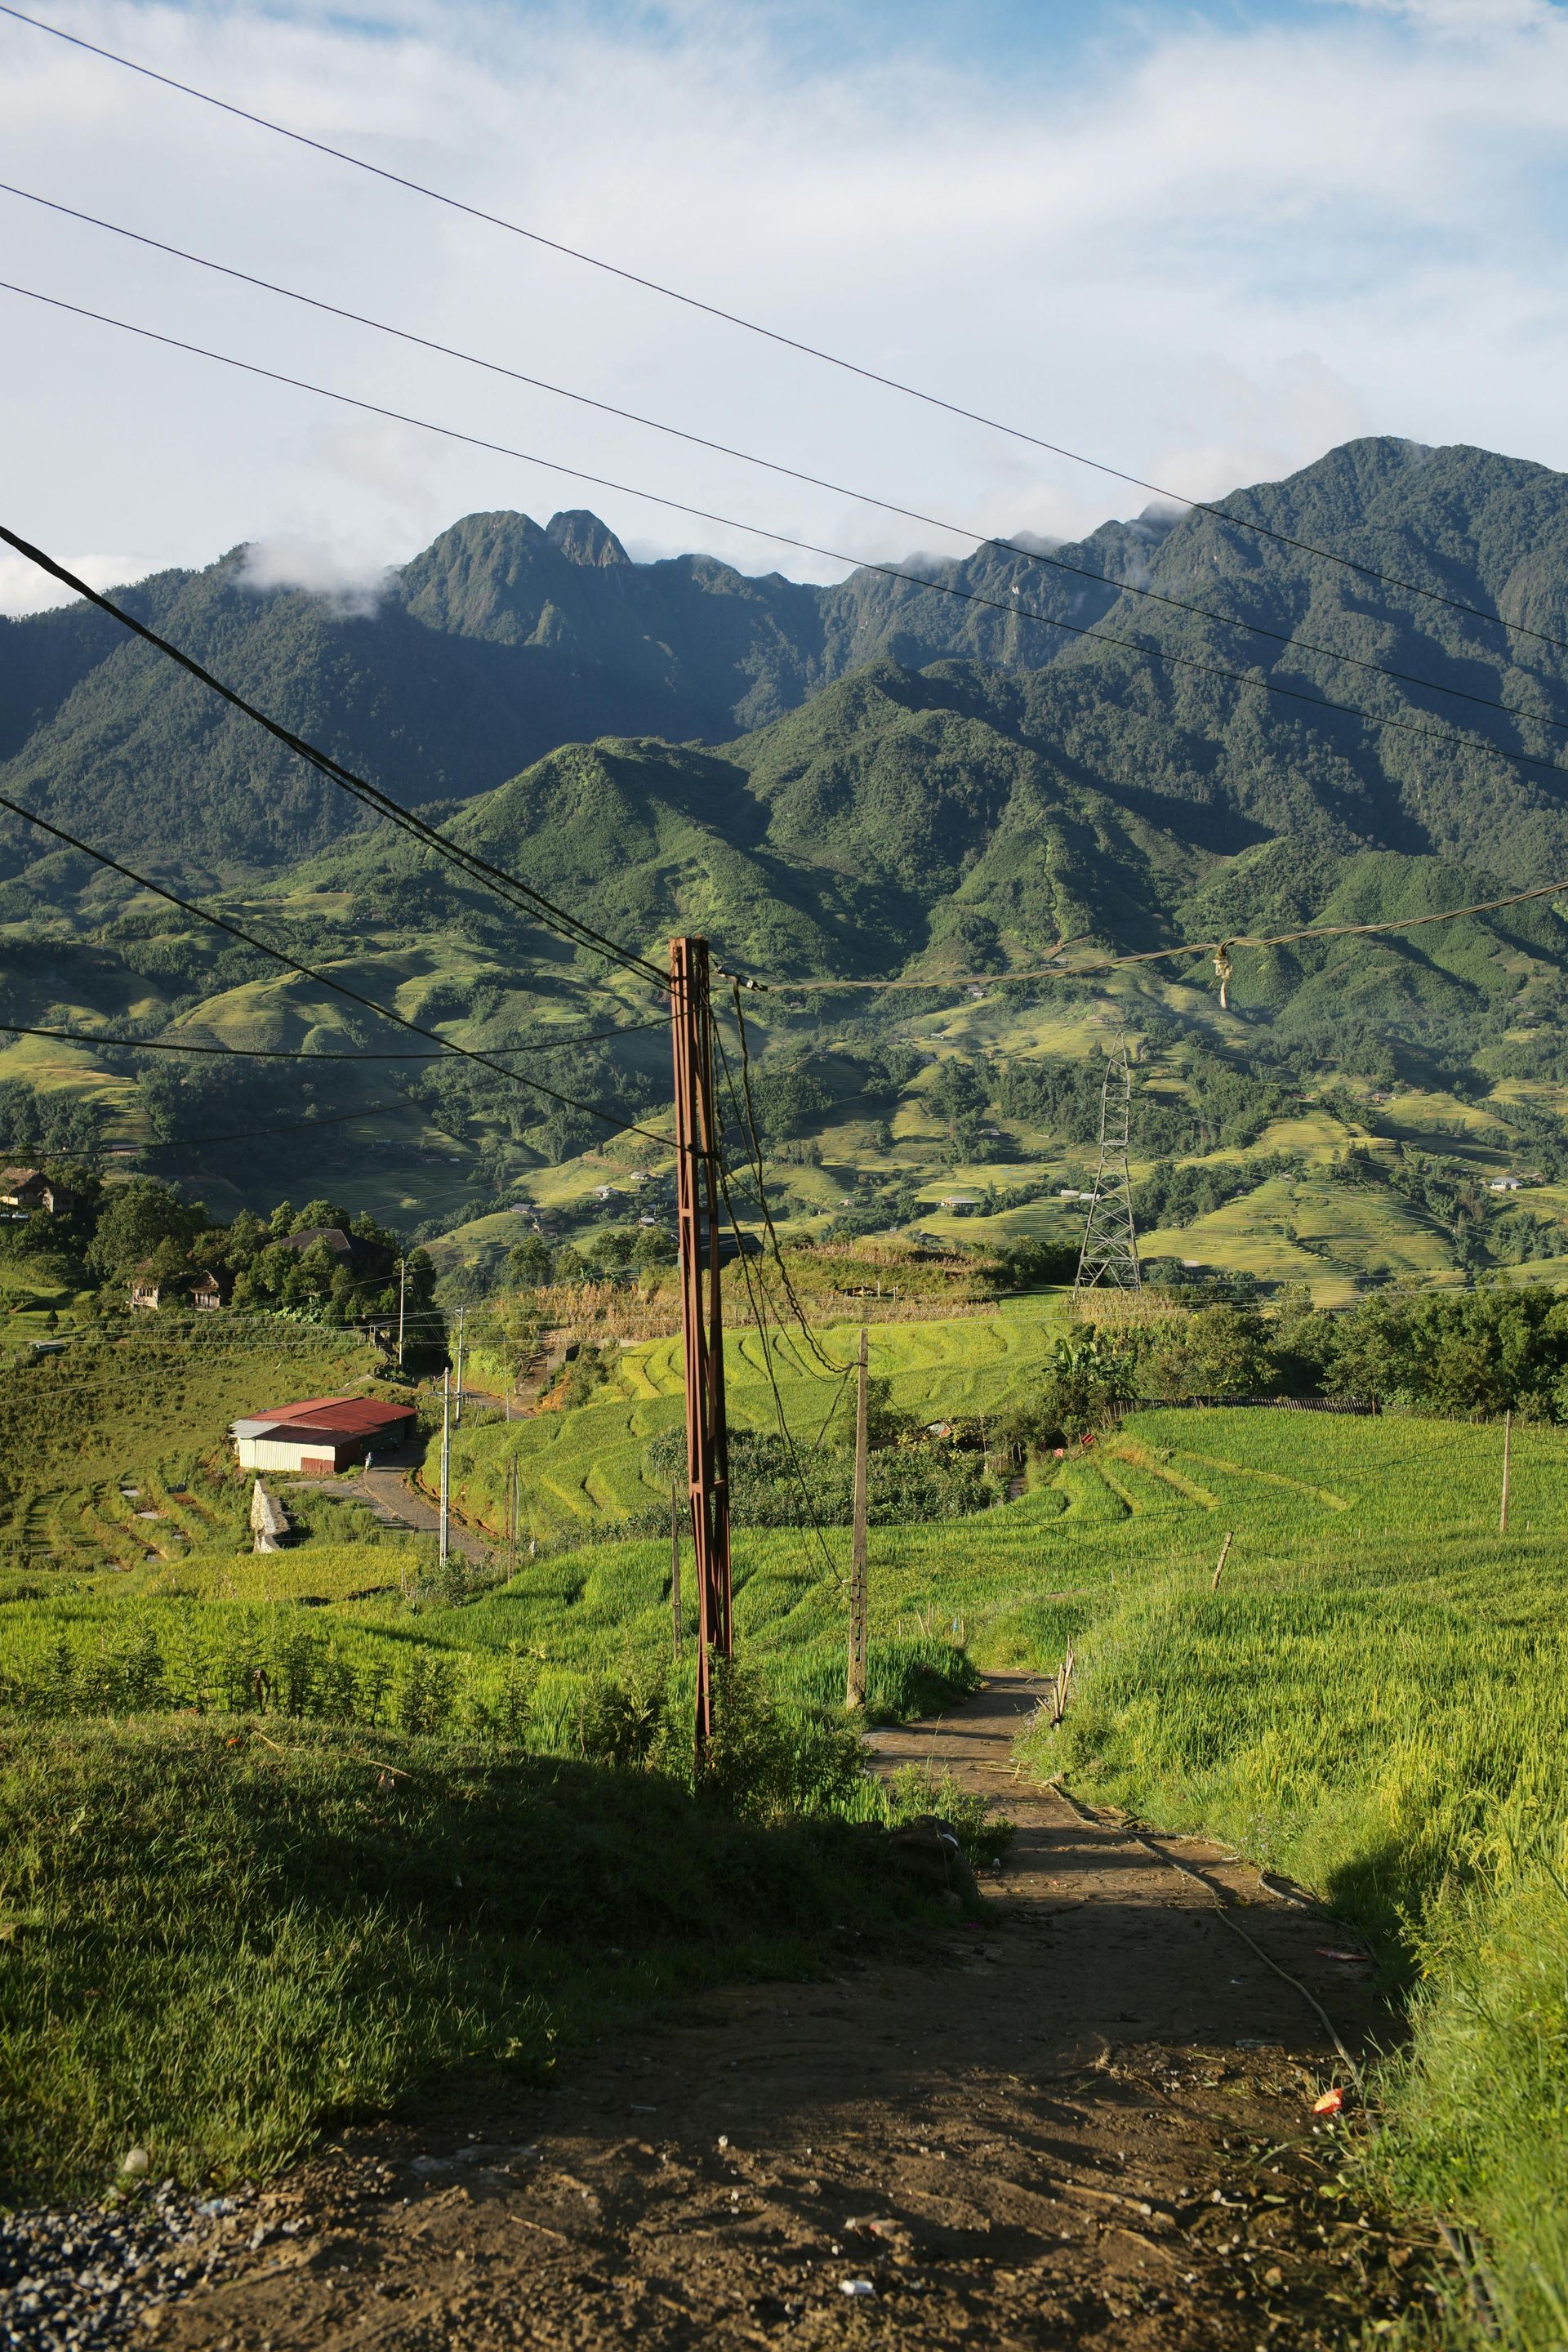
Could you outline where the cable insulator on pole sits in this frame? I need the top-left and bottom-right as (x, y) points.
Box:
(1214, 942), (1235, 1010)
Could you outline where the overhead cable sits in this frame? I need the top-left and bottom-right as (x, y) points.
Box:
(7, 181), (1566, 744)
(768, 871), (1568, 994)
(0, 786), (671, 1144)
(0, 520), (666, 991)
(2, 3), (1562, 667)
(13, 283), (1568, 830)
(0, 1016), (668, 1058)
(713, 996), (848, 1375)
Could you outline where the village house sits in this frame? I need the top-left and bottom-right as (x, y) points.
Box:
(129, 1263), (225, 1312)
(230, 1393), (417, 1475)
(0, 1167), (66, 1215)
(274, 1225), (356, 1260)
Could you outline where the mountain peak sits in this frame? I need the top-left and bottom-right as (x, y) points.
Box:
(546, 510), (630, 568)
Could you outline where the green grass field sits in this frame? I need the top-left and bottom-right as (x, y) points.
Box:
(5, 1310), (1568, 2343)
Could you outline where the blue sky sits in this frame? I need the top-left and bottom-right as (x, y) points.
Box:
(3, 0), (1567, 611)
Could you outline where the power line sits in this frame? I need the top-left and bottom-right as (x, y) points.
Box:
(2, 2), (1562, 671)
(712, 996), (848, 1376)
(710, 1152), (847, 1593)
(9, 180), (1567, 746)
(0, 786), (671, 1145)
(0, 1017), (668, 1058)
(0, 522), (666, 992)
(767, 868), (1568, 993)
(16, 282), (1568, 839)
(131, 1101), (420, 1152)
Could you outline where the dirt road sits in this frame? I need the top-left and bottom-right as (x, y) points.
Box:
(150, 1675), (1424, 2350)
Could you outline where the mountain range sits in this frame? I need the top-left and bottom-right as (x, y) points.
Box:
(7, 433), (1568, 894)
(6, 433), (1568, 1229)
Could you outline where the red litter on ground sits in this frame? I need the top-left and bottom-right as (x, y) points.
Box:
(1312, 2087), (1345, 2116)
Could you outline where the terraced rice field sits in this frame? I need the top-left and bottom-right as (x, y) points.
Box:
(449, 1298), (1070, 1543)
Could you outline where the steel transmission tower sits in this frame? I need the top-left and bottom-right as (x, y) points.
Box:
(1075, 1042), (1142, 1293)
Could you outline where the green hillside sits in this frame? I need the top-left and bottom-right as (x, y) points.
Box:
(7, 436), (1568, 1284)
(9, 435), (1568, 885)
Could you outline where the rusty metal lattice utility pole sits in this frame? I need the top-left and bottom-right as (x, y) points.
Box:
(670, 936), (733, 1752)
(1075, 1040), (1142, 1294)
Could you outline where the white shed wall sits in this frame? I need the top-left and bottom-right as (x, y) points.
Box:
(234, 1436), (342, 1472)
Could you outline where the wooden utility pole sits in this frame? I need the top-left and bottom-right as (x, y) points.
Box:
(670, 1484), (684, 1659)
(847, 1325), (870, 1708)
(1500, 1407), (1512, 1535)
(454, 1307), (466, 1426)
(439, 1366), (451, 1569)
(670, 936), (732, 1753)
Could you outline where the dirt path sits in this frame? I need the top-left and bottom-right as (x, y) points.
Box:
(291, 1451), (494, 1569)
(151, 1675), (1423, 2350)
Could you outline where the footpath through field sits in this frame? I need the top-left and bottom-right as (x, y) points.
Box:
(286, 1446), (493, 1569)
(152, 1677), (1424, 2350)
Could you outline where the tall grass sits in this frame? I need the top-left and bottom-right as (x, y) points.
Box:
(0, 1720), (926, 2203)
(1015, 1510), (1568, 2348)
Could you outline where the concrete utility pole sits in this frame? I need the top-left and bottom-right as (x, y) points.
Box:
(397, 1258), (407, 1368)
(454, 1307), (466, 1426)
(1500, 1406), (1512, 1535)
(439, 1366), (451, 1569)
(847, 1325), (870, 1708)
(670, 935), (732, 1753)
(670, 1483), (684, 1660)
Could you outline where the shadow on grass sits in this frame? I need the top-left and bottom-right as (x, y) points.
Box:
(0, 1719), (929, 2206)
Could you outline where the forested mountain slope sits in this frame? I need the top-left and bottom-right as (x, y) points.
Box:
(8, 434), (1568, 888)
(6, 434), (1568, 1247)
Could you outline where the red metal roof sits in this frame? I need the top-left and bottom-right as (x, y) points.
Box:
(250, 1396), (416, 1437)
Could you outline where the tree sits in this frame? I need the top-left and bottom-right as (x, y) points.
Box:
(1004, 1330), (1140, 1450)
(87, 1181), (207, 1281)
(927, 1058), (989, 1129)
(586, 1229), (635, 1275)
(293, 1197), (351, 1233)
(1143, 1305), (1273, 1399)
(493, 1293), (542, 1384)
(742, 1058), (833, 1145)
(507, 1235), (554, 1286)
(1324, 1294), (1419, 1404)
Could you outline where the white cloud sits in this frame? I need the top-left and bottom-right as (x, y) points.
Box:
(3, 0), (1568, 614)
(0, 548), (162, 618)
(237, 532), (394, 614)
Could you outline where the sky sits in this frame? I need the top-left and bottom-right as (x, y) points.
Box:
(4, 0), (1568, 615)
